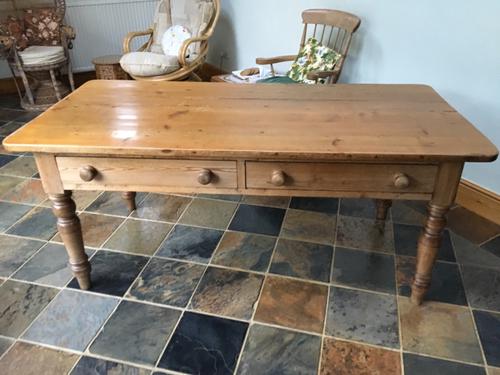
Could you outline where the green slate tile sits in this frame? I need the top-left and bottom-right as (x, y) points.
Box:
(0, 202), (32, 232)
(7, 207), (57, 240)
(0, 235), (45, 277)
(179, 198), (238, 230)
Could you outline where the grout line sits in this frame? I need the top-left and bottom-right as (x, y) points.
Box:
(479, 233), (500, 248)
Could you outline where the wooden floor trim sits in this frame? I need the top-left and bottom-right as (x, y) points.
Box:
(456, 179), (500, 225)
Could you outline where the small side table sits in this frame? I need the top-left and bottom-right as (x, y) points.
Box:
(92, 55), (129, 80)
(211, 74), (253, 84)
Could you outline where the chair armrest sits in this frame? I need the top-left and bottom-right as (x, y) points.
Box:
(61, 25), (76, 40)
(256, 55), (297, 65)
(123, 29), (153, 54)
(306, 58), (344, 83)
(0, 36), (14, 52)
(178, 35), (209, 67)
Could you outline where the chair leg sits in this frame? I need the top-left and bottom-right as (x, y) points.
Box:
(375, 199), (392, 221)
(19, 69), (35, 105)
(67, 61), (76, 91)
(50, 69), (62, 101)
(122, 192), (137, 213)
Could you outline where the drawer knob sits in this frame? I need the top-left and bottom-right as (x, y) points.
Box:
(79, 165), (98, 182)
(271, 170), (286, 186)
(394, 173), (410, 189)
(198, 169), (213, 185)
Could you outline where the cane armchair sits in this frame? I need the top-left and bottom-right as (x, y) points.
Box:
(0, 0), (75, 110)
(122, 0), (220, 81)
(257, 9), (361, 84)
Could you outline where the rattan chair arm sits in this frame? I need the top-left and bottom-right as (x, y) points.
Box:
(123, 29), (154, 53)
(178, 35), (209, 67)
(255, 55), (297, 65)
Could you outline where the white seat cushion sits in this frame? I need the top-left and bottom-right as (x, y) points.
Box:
(120, 52), (179, 77)
(19, 46), (65, 66)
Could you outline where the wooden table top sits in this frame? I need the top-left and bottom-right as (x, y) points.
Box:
(4, 80), (498, 162)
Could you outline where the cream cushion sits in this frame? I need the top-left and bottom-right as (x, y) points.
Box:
(120, 52), (179, 77)
(19, 45), (65, 66)
(161, 25), (192, 56)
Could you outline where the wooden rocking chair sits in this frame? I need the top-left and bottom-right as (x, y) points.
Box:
(257, 9), (361, 84)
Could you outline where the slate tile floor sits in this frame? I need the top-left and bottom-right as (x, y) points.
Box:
(0, 97), (500, 374)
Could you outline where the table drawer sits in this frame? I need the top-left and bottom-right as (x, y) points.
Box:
(246, 162), (438, 193)
(56, 157), (238, 191)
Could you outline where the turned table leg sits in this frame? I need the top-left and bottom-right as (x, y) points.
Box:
(410, 162), (463, 305)
(49, 191), (91, 290)
(375, 199), (392, 221)
(122, 191), (137, 213)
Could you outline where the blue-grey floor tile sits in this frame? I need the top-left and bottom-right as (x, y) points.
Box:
(211, 231), (276, 272)
(0, 280), (58, 337)
(472, 310), (500, 367)
(326, 287), (399, 349)
(0, 337), (13, 357)
(156, 224), (223, 263)
(396, 256), (467, 306)
(332, 247), (396, 294)
(127, 257), (205, 307)
(132, 194), (191, 222)
(158, 311), (248, 375)
(7, 207), (57, 240)
(289, 197), (339, 214)
(22, 289), (119, 351)
(0, 202), (32, 232)
(237, 324), (321, 375)
(462, 265), (500, 312)
(336, 215), (394, 254)
(0, 235), (45, 277)
(0, 154), (16, 168)
(339, 198), (379, 220)
(270, 238), (333, 282)
(394, 223), (455, 262)
(86, 191), (146, 217)
(452, 233), (500, 270)
(68, 250), (148, 297)
(403, 353), (486, 375)
(482, 235), (500, 258)
(229, 204), (285, 236)
(71, 356), (150, 375)
(13, 243), (94, 287)
(90, 300), (180, 365)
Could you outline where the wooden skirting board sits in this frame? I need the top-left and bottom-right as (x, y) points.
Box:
(456, 179), (500, 225)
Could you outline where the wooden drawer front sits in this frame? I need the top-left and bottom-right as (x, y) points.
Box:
(57, 157), (237, 190)
(246, 162), (437, 193)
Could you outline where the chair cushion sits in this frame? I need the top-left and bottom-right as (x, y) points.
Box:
(19, 45), (65, 66)
(120, 52), (179, 77)
(24, 8), (62, 46)
(287, 37), (341, 84)
(161, 25), (191, 56)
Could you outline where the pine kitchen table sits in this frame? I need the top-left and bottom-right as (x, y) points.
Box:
(3, 80), (498, 305)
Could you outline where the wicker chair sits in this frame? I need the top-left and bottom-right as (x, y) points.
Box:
(122, 0), (220, 81)
(257, 9), (361, 84)
(0, 0), (75, 110)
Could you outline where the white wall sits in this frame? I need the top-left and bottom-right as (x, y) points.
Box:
(207, 0), (500, 193)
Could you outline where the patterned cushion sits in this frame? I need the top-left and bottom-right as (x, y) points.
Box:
(0, 15), (28, 50)
(287, 38), (341, 84)
(23, 8), (62, 46)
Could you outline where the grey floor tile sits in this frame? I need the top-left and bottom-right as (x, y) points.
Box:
(474, 310), (500, 367)
(336, 215), (394, 254)
(0, 337), (13, 357)
(0, 178), (46, 205)
(289, 197), (339, 214)
(0, 235), (45, 277)
(332, 247), (396, 294)
(7, 207), (57, 240)
(13, 243), (94, 287)
(71, 356), (150, 375)
(403, 353), (486, 375)
(391, 201), (426, 226)
(0, 175), (24, 196)
(461, 265), (500, 311)
(156, 224), (223, 263)
(270, 238), (333, 282)
(190, 267), (264, 320)
(241, 195), (290, 208)
(68, 250), (148, 297)
(22, 289), (119, 351)
(132, 194), (191, 222)
(103, 218), (172, 255)
(326, 287), (399, 348)
(229, 204), (285, 236)
(211, 231), (276, 272)
(86, 191), (146, 217)
(0, 280), (58, 337)
(452, 232), (500, 270)
(0, 156), (37, 177)
(179, 198), (238, 230)
(127, 258), (205, 307)
(281, 208), (336, 245)
(90, 300), (180, 365)
(0, 202), (32, 232)
(339, 198), (379, 220)
(237, 324), (321, 375)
